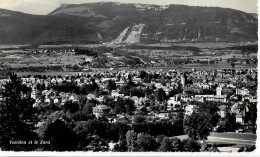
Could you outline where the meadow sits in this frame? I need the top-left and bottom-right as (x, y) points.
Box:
(0, 42), (257, 76)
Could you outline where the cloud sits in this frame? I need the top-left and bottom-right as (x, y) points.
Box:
(0, 0), (59, 14)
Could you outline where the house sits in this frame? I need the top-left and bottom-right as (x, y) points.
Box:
(44, 98), (50, 103)
(69, 94), (78, 102)
(167, 96), (182, 111)
(236, 87), (250, 96)
(222, 88), (235, 96)
(111, 90), (121, 98)
(92, 105), (110, 119)
(51, 78), (57, 84)
(97, 96), (105, 102)
(43, 89), (56, 99)
(115, 80), (125, 86)
(61, 98), (67, 106)
(178, 93), (194, 102)
(54, 97), (61, 104)
(195, 95), (227, 103)
(231, 102), (247, 125)
(154, 83), (163, 89)
(87, 93), (96, 100)
(155, 112), (170, 119)
(57, 78), (63, 84)
(249, 96), (257, 103)
(218, 105), (228, 118)
(31, 90), (37, 99)
(33, 99), (41, 108)
(185, 105), (198, 116)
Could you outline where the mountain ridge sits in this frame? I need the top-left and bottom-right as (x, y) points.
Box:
(0, 2), (258, 44)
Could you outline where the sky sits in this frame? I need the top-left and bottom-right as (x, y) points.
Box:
(0, 0), (258, 15)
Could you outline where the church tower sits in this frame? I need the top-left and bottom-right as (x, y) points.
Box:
(216, 87), (222, 96)
(181, 73), (187, 87)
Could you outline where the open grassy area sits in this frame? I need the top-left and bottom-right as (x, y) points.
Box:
(1, 42), (257, 75)
(173, 132), (256, 146)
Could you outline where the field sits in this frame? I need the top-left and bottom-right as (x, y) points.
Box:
(173, 132), (256, 146)
(143, 42), (231, 49)
(0, 50), (93, 68)
(0, 42), (257, 76)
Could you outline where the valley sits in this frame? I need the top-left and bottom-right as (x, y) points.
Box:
(0, 42), (257, 77)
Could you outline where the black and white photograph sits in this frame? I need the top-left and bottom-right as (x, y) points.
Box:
(0, 0), (258, 155)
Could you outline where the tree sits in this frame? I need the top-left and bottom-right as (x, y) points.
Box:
(64, 101), (79, 113)
(170, 137), (183, 152)
(107, 80), (116, 91)
(247, 103), (257, 128)
(82, 119), (110, 140)
(0, 72), (38, 151)
(136, 133), (156, 151)
(129, 88), (144, 97)
(82, 103), (95, 115)
(109, 122), (128, 142)
(231, 62), (235, 68)
(125, 98), (136, 115)
(113, 98), (126, 114)
(139, 71), (147, 79)
(126, 130), (137, 152)
(133, 115), (146, 124)
(73, 121), (89, 149)
(158, 136), (171, 152)
(74, 121), (89, 136)
(200, 142), (219, 152)
(184, 112), (212, 141)
(197, 101), (221, 128)
(223, 112), (239, 131)
(72, 64), (81, 71)
(36, 111), (73, 140)
(83, 135), (108, 151)
(168, 88), (182, 97)
(154, 88), (167, 102)
(182, 138), (201, 152)
(43, 119), (77, 151)
(113, 139), (127, 152)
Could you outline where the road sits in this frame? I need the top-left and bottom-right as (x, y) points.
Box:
(174, 132), (256, 145)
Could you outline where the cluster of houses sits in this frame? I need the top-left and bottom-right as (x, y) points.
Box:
(0, 68), (257, 130)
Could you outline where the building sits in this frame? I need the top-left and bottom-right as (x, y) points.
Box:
(181, 73), (187, 87)
(155, 112), (170, 119)
(167, 96), (182, 111)
(111, 90), (124, 98)
(216, 87), (222, 96)
(236, 87), (250, 96)
(231, 102), (247, 125)
(195, 95), (227, 103)
(218, 105), (228, 118)
(92, 105), (110, 119)
(185, 105), (198, 116)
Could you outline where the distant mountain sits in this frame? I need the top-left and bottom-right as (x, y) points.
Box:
(0, 2), (258, 44)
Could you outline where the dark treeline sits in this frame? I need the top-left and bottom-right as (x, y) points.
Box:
(220, 45), (258, 53)
(74, 49), (99, 57)
(7, 66), (63, 72)
(128, 45), (201, 52)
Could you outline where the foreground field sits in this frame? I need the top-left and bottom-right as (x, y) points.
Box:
(174, 132), (256, 145)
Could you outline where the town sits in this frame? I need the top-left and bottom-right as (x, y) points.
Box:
(0, 66), (257, 152)
(0, 0), (258, 153)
